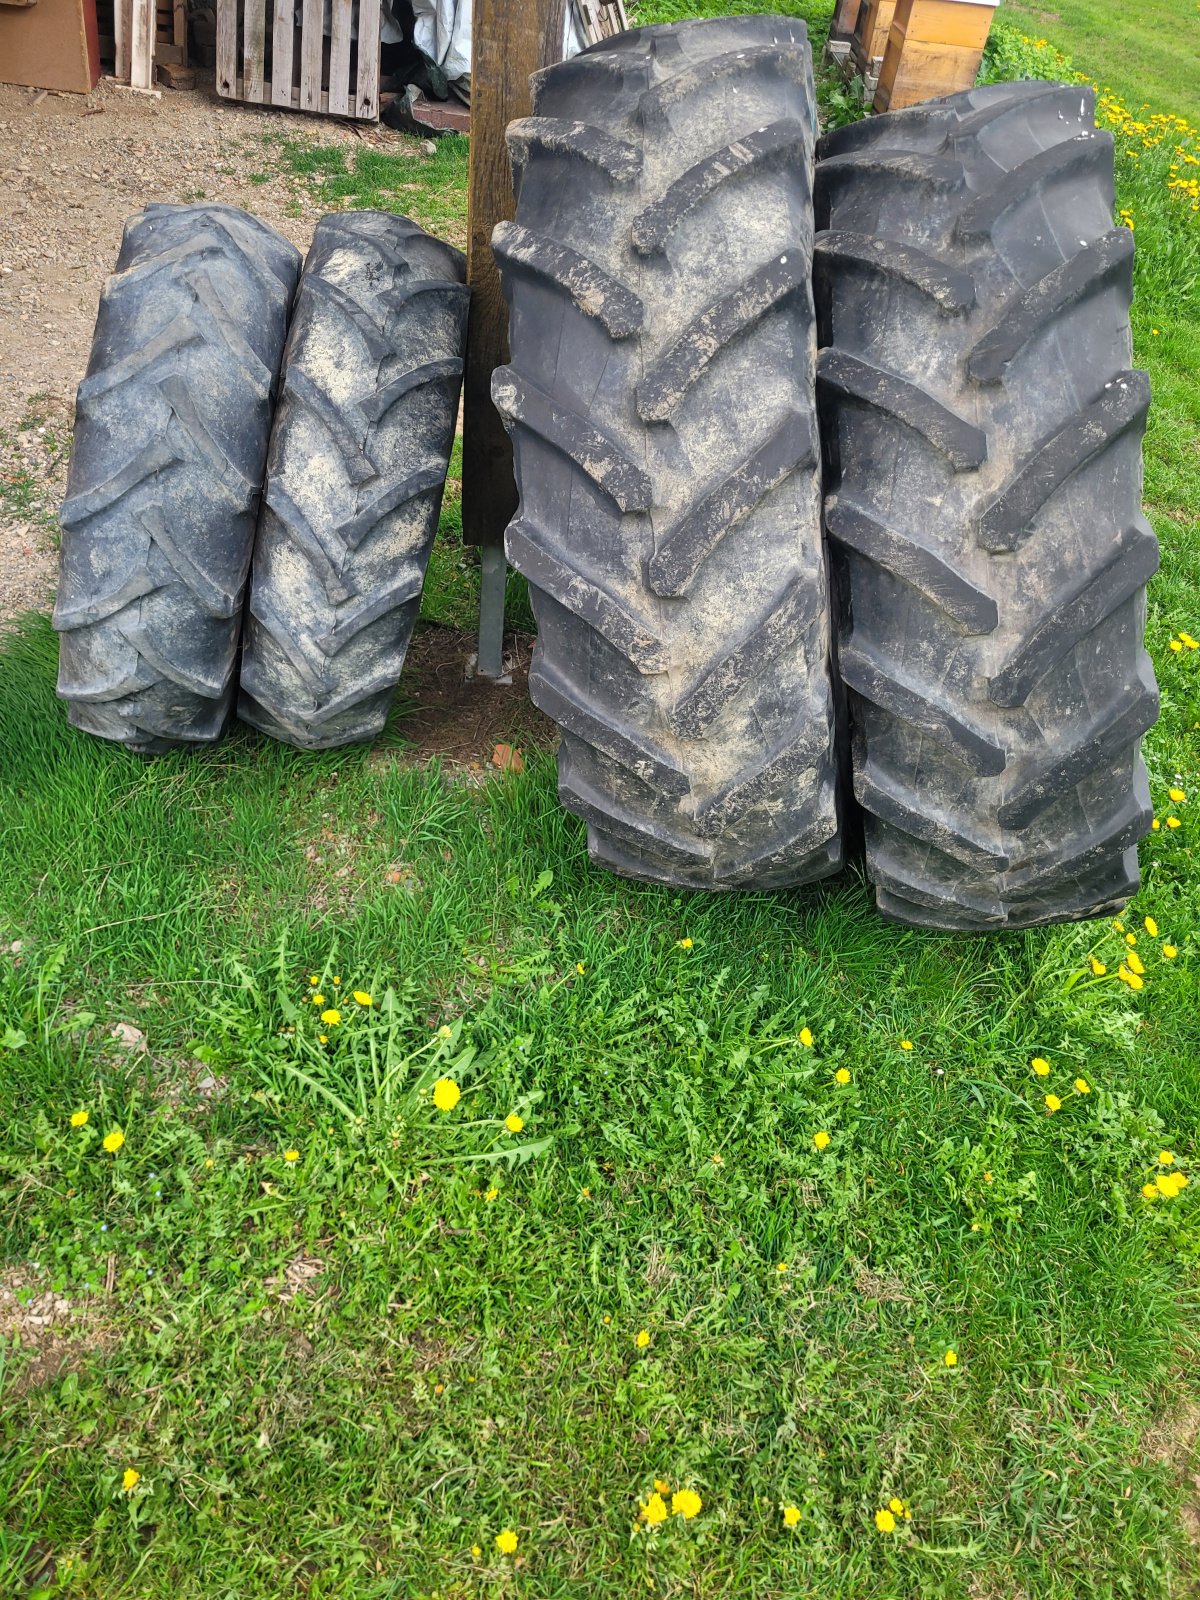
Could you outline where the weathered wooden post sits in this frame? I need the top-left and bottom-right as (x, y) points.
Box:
(462, 0), (566, 679)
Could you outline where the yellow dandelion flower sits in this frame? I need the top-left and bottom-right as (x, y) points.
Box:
(900, 1039), (913, 1051)
(1142, 1183), (1159, 1200)
(799, 1027), (814, 1047)
(1113, 919), (1125, 932)
(204, 1158), (215, 1169)
(1169, 789), (1186, 804)
(471, 1544), (482, 1559)
(672, 1489), (702, 1519)
(319, 1034), (328, 1044)
(1145, 916), (1160, 936)
(875, 1507), (897, 1533)
(332, 977), (340, 986)
(1127, 951), (1145, 975)
(1031, 1057), (1051, 1076)
(1045, 1094), (1062, 1113)
(283, 1148), (300, 1163)
(1170, 639), (1183, 652)
(576, 962), (585, 975)
(495, 1529), (518, 1554)
(309, 975), (319, 985)
(320, 1008), (341, 1026)
(835, 1067), (851, 1085)
(783, 1503), (801, 1527)
(102, 1129), (125, 1154)
(505, 1113), (525, 1134)
(122, 1467), (140, 1492)
(1163, 944), (1177, 959)
(889, 1498), (905, 1515)
(1125, 932), (1137, 947)
(1181, 633), (1199, 649)
(676, 937), (693, 949)
(636, 1328), (651, 1349)
(1090, 957), (1107, 975)
(432, 1077), (461, 1111)
(813, 1130), (830, 1150)
(1167, 816), (1182, 829)
(70, 1109), (89, 1128)
(1118, 965), (1144, 990)
(1160, 1151), (1175, 1166)
(642, 1493), (668, 1525)
(1153, 819), (1162, 830)
(776, 1261), (789, 1273)
(1156, 1173), (1183, 1199)
(943, 1350), (958, 1367)
(1074, 1078), (1091, 1094)
(654, 1478), (671, 1495)
(311, 994), (325, 1006)
(485, 1186), (499, 1202)
(353, 991), (372, 1007)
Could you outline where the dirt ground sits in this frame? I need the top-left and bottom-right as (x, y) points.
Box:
(0, 69), (398, 621)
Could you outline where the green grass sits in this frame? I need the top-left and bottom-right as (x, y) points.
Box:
(1001, 0), (1200, 129)
(2, 5), (1200, 1596)
(271, 132), (470, 246)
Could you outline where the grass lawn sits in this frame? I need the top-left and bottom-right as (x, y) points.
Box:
(2, 4), (1200, 1596)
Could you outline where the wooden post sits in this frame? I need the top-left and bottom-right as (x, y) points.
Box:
(463, 0), (565, 676)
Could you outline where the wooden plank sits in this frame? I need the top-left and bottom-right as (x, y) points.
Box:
(904, 0), (995, 47)
(271, 4), (294, 105)
(875, 35), (990, 109)
(327, 0), (352, 115)
(129, 0), (154, 88)
(173, 0), (186, 60)
(298, 0), (322, 113)
(243, 0), (266, 101)
(354, 0), (380, 119)
(830, 0), (863, 36)
(215, 0), (237, 96)
(462, 0), (566, 549)
(114, 0), (130, 81)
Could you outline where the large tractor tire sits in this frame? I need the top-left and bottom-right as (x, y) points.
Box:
(237, 213), (468, 750)
(493, 16), (842, 890)
(814, 83), (1158, 929)
(54, 204), (300, 753)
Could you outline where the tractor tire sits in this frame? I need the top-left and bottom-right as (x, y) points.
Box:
(237, 213), (468, 750)
(814, 83), (1158, 929)
(54, 203), (300, 754)
(493, 16), (842, 890)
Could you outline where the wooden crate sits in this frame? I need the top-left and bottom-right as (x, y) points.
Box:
(0, 0), (100, 89)
(215, 0), (380, 120)
(874, 0), (998, 111)
(852, 0), (896, 72)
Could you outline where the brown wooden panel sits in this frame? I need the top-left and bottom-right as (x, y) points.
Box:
(129, 0), (153, 87)
(215, 0), (237, 95)
(298, 0), (321, 112)
(462, 0), (566, 548)
(243, 0), (266, 101)
(0, 0), (99, 87)
(114, 0), (129, 79)
(354, 0), (379, 118)
(327, 0), (352, 115)
(271, 2), (294, 104)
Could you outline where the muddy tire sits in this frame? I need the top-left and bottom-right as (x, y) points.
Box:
(54, 204), (300, 753)
(814, 83), (1158, 929)
(493, 16), (842, 889)
(238, 213), (468, 750)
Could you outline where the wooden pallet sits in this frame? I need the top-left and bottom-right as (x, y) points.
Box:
(570, 0), (627, 47)
(215, 0), (380, 120)
(96, 0), (186, 77)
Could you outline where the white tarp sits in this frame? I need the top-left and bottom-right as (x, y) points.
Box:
(410, 0), (585, 95)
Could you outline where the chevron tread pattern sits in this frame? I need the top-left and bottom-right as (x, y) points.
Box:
(53, 203), (300, 753)
(497, 15), (841, 890)
(238, 212), (468, 751)
(816, 84), (1158, 928)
